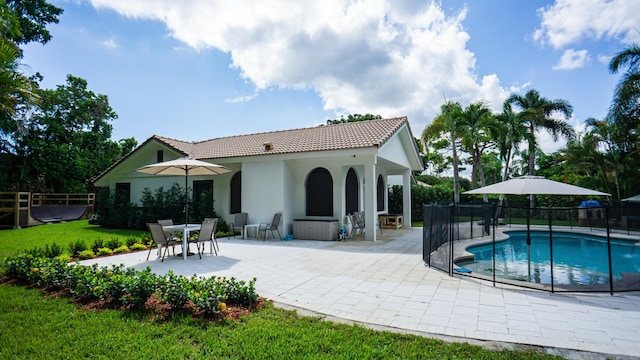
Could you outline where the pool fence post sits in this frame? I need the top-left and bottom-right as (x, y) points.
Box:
(449, 203), (455, 276)
(605, 205), (614, 295)
(469, 205), (473, 239)
(548, 206), (554, 293)
(527, 204), (531, 282)
(492, 203), (497, 286)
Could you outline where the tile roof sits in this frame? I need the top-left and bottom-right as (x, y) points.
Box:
(155, 116), (410, 160)
(92, 117), (413, 184)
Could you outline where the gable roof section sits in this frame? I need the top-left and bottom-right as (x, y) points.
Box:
(93, 117), (415, 184)
(157, 116), (410, 159)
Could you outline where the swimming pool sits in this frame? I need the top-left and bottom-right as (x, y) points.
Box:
(456, 230), (640, 285)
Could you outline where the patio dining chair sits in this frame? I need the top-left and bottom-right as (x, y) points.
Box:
(188, 219), (216, 259)
(202, 217), (220, 255)
(229, 212), (248, 238)
(157, 219), (179, 253)
(258, 212), (282, 241)
(146, 223), (179, 262)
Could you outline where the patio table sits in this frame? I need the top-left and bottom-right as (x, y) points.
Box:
(162, 223), (201, 260)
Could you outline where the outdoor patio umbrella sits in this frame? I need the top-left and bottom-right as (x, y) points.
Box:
(136, 158), (232, 224)
(463, 176), (610, 283)
(622, 194), (640, 203)
(463, 176), (611, 196)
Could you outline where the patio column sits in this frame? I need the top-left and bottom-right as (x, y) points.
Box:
(364, 160), (377, 241)
(402, 169), (411, 227)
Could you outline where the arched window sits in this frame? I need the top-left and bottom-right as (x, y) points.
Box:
(306, 167), (333, 216)
(376, 175), (385, 211)
(230, 172), (242, 214)
(345, 168), (358, 214)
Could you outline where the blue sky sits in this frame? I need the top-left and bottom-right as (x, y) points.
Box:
(22, 0), (639, 154)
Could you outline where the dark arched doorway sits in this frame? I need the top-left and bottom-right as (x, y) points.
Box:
(345, 168), (358, 214)
(377, 174), (385, 211)
(230, 172), (242, 213)
(306, 167), (333, 216)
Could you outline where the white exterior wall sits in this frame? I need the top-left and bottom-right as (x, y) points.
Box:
(93, 124), (423, 241)
(241, 159), (287, 228)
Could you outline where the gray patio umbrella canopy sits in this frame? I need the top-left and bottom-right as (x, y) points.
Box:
(622, 194), (640, 203)
(463, 175), (609, 283)
(136, 158), (232, 224)
(463, 176), (610, 196)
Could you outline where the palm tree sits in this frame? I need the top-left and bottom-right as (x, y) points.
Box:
(496, 103), (530, 183)
(457, 101), (500, 192)
(494, 103), (530, 215)
(0, 2), (39, 143)
(608, 44), (640, 127)
(422, 101), (464, 202)
(506, 89), (575, 209)
(506, 89), (575, 177)
(608, 45), (640, 197)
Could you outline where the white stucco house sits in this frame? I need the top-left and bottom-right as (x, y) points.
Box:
(92, 117), (423, 241)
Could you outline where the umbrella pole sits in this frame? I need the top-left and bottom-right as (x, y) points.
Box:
(185, 171), (189, 225)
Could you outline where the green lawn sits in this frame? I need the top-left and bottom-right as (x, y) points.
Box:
(0, 220), (145, 260)
(0, 221), (560, 359)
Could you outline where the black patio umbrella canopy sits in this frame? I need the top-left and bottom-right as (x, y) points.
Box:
(136, 158), (232, 224)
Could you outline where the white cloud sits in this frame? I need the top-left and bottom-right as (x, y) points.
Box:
(101, 39), (118, 49)
(225, 93), (258, 104)
(89, 0), (512, 129)
(552, 49), (590, 70)
(597, 53), (612, 64)
(534, 0), (640, 49)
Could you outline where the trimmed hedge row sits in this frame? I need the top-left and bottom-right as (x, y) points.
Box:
(2, 254), (259, 316)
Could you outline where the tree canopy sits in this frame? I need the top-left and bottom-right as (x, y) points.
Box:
(0, 1), (136, 192)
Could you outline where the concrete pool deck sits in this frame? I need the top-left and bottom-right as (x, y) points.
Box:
(82, 227), (640, 359)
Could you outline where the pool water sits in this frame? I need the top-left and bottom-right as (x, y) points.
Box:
(457, 231), (640, 285)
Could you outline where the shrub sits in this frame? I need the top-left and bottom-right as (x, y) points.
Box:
(91, 238), (104, 252)
(56, 254), (71, 263)
(24, 247), (45, 258)
(43, 243), (63, 258)
(160, 271), (191, 309)
(130, 243), (146, 251)
(97, 247), (113, 256)
(106, 238), (121, 250)
(69, 240), (88, 257)
(118, 267), (159, 308)
(68, 264), (102, 300)
(224, 277), (259, 306)
(140, 234), (153, 246)
(125, 236), (138, 247)
(113, 245), (129, 254)
(189, 276), (227, 316)
(78, 250), (95, 260)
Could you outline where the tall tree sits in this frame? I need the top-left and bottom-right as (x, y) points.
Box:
(495, 103), (530, 184)
(608, 44), (640, 126)
(506, 89), (575, 178)
(0, 0), (39, 152)
(607, 44), (640, 196)
(422, 101), (464, 202)
(457, 101), (500, 191)
(15, 75), (133, 192)
(5, 0), (63, 45)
